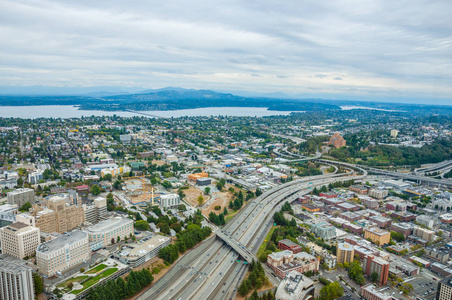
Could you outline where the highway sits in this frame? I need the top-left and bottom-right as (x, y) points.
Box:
(138, 168), (366, 300)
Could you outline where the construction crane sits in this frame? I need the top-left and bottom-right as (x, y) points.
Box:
(126, 175), (157, 205)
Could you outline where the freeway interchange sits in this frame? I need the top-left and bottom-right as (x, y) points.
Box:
(138, 167), (367, 300)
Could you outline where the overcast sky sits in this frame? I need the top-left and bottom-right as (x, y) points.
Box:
(1, 0), (451, 103)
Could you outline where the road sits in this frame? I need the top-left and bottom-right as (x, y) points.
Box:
(138, 168), (366, 300)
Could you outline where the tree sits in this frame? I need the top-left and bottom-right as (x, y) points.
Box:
(91, 184), (101, 196)
(103, 173), (112, 181)
(197, 195), (204, 206)
(80, 268), (85, 272)
(33, 273), (44, 296)
(390, 231), (405, 242)
(371, 271), (379, 283)
(204, 187), (211, 194)
(135, 220), (149, 231)
(19, 201), (32, 212)
(319, 281), (343, 300)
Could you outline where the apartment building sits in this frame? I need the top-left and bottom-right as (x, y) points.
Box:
(160, 194), (181, 208)
(364, 227), (391, 246)
(416, 215), (434, 229)
(7, 188), (35, 208)
(363, 255), (389, 286)
(368, 189), (388, 199)
(0, 223), (40, 259)
(413, 227), (435, 242)
(337, 242), (354, 264)
(361, 284), (393, 300)
(36, 231), (90, 277)
(86, 217), (134, 246)
(0, 259), (35, 300)
(436, 277), (452, 300)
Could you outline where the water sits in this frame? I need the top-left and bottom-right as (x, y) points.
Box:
(340, 105), (400, 112)
(0, 105), (292, 119)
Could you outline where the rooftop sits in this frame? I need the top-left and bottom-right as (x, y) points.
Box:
(119, 235), (171, 260)
(37, 231), (87, 253)
(86, 217), (132, 234)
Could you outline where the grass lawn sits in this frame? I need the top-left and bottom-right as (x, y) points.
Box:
(57, 276), (89, 288)
(225, 210), (240, 223)
(86, 264), (107, 274)
(71, 268), (118, 294)
(256, 226), (279, 259)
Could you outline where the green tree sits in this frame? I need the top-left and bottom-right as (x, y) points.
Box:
(204, 187), (211, 194)
(33, 273), (44, 296)
(371, 271), (379, 283)
(197, 195), (204, 206)
(135, 220), (149, 231)
(19, 201), (32, 212)
(319, 281), (343, 300)
(91, 184), (101, 196)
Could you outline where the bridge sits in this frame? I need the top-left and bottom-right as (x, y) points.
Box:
(214, 230), (257, 263)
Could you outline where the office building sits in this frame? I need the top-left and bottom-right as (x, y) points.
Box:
(363, 255), (389, 286)
(36, 231), (90, 277)
(337, 242), (354, 264)
(364, 227), (391, 246)
(278, 239), (303, 254)
(0, 223), (40, 259)
(86, 217), (134, 247)
(0, 258), (35, 300)
(311, 222), (336, 240)
(436, 276), (452, 300)
(160, 194), (180, 208)
(7, 189), (35, 208)
(275, 271), (315, 300)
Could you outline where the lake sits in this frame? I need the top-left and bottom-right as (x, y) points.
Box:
(0, 105), (293, 119)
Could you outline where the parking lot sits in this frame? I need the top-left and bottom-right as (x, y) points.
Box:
(409, 276), (437, 299)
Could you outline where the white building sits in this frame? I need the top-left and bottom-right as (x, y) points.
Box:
(160, 194), (180, 208)
(117, 235), (171, 268)
(36, 231), (90, 277)
(86, 217), (134, 247)
(7, 188), (35, 208)
(0, 204), (18, 222)
(0, 258), (35, 300)
(416, 215), (434, 229)
(275, 271), (315, 300)
(0, 223), (40, 259)
(28, 171), (43, 184)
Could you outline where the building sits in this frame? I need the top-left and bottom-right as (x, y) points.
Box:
(368, 189), (388, 200)
(0, 258), (35, 300)
(337, 242), (354, 264)
(278, 239), (303, 254)
(362, 198), (380, 208)
(425, 248), (449, 264)
(28, 171), (43, 184)
(117, 235), (171, 268)
(196, 177), (211, 186)
(390, 223), (412, 238)
(436, 276), (452, 300)
(187, 172), (208, 181)
(349, 185), (368, 195)
(363, 255), (389, 286)
(84, 197), (108, 224)
(413, 227), (435, 242)
(328, 132), (346, 148)
(432, 263), (452, 278)
(306, 242), (336, 269)
(274, 271), (315, 300)
(368, 216), (392, 228)
(0, 204), (18, 222)
(390, 129), (399, 138)
(7, 188), (35, 208)
(361, 284), (393, 300)
(311, 222), (336, 240)
(0, 223), (40, 259)
(36, 231), (90, 277)
(160, 194), (180, 208)
(20, 195), (85, 234)
(364, 227), (391, 246)
(416, 215), (434, 229)
(86, 217), (134, 247)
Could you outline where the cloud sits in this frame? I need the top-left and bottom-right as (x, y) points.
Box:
(0, 0), (451, 103)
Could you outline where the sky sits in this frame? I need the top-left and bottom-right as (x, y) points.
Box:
(0, 0), (451, 104)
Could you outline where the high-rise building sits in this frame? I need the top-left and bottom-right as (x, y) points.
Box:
(7, 189), (35, 208)
(36, 231), (90, 277)
(0, 258), (35, 300)
(363, 255), (389, 286)
(0, 223), (40, 259)
(83, 197), (107, 224)
(337, 242), (354, 264)
(436, 276), (452, 300)
(16, 195), (85, 234)
(413, 227), (435, 242)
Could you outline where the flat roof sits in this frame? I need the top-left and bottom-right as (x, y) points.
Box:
(120, 235), (171, 259)
(37, 231), (87, 253)
(86, 217), (132, 234)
